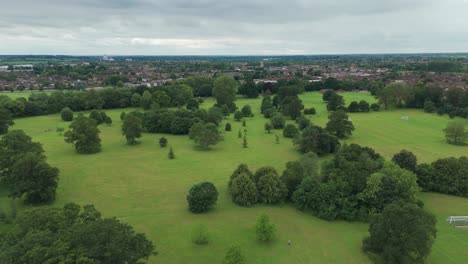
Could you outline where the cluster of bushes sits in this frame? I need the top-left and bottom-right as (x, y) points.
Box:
(260, 85), (305, 120)
(293, 124), (340, 156)
(292, 144), (421, 221)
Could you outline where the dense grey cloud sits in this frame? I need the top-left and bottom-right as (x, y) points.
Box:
(0, 0), (467, 55)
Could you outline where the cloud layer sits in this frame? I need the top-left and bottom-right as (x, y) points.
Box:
(1, 0), (467, 55)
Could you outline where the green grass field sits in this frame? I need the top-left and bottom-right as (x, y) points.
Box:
(0, 91), (52, 99)
(0, 92), (467, 263)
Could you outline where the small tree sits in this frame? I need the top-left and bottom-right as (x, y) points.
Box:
(423, 101), (436, 113)
(168, 147), (175, 159)
(264, 122), (273, 133)
(120, 112), (126, 121)
(371, 103), (380, 111)
(242, 119), (246, 127)
(191, 224), (209, 245)
(270, 113), (286, 129)
(275, 134), (280, 144)
(104, 116), (112, 125)
(60, 107), (74, 121)
(242, 134), (248, 148)
(122, 114), (143, 145)
(255, 214), (276, 242)
(225, 122), (232, 131)
(443, 120), (467, 145)
(159, 137), (168, 147)
(241, 105), (253, 117)
(223, 245), (245, 264)
(392, 150), (417, 172)
(359, 100), (370, 112)
(238, 129), (242, 138)
(187, 182), (218, 213)
(234, 111), (243, 121)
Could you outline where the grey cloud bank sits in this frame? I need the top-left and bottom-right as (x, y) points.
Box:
(0, 0), (467, 55)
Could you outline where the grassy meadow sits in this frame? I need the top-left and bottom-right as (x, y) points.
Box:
(0, 91), (467, 263)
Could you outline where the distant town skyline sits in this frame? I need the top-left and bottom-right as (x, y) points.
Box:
(1, 0), (467, 55)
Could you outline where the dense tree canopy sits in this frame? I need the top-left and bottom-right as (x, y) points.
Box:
(65, 114), (102, 154)
(213, 75), (238, 113)
(230, 172), (258, 206)
(378, 82), (414, 109)
(0, 108), (14, 134)
(60, 107), (74, 121)
(187, 182), (219, 213)
(443, 120), (467, 145)
(325, 110), (354, 138)
(392, 149), (417, 172)
(188, 122), (222, 149)
(0, 203), (156, 264)
(363, 203), (437, 264)
(294, 125), (340, 156)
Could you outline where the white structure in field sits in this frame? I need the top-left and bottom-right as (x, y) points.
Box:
(447, 216), (468, 228)
(401, 116), (409, 120)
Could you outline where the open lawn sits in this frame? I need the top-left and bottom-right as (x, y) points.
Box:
(0, 92), (467, 263)
(0, 91), (52, 99)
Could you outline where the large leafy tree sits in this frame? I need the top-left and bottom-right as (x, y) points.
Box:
(188, 122), (222, 149)
(256, 171), (287, 204)
(363, 203), (437, 264)
(326, 93), (345, 111)
(0, 203), (156, 264)
(65, 114), (102, 154)
(239, 79), (258, 98)
(213, 75), (237, 112)
(294, 125), (340, 156)
(60, 107), (74, 121)
(378, 82), (414, 109)
(7, 152), (59, 203)
(122, 113), (143, 145)
(230, 172), (258, 206)
(186, 182), (219, 213)
(0, 107), (14, 134)
(0, 130), (44, 173)
(280, 95), (304, 120)
(325, 110), (354, 138)
(443, 120), (467, 145)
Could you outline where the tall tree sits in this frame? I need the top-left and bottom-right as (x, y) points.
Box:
(239, 79), (259, 98)
(255, 214), (276, 242)
(378, 82), (414, 109)
(326, 110), (354, 138)
(213, 75), (238, 112)
(363, 203), (437, 264)
(122, 114), (143, 145)
(65, 114), (102, 154)
(392, 149), (418, 172)
(0, 108), (14, 134)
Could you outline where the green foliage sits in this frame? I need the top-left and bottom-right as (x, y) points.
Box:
(168, 147), (175, 159)
(122, 113), (143, 145)
(280, 154), (319, 199)
(239, 79), (258, 98)
(189, 122), (223, 149)
(187, 182), (218, 213)
(229, 163), (254, 190)
(60, 107), (73, 121)
(322, 90), (336, 101)
(294, 125), (340, 156)
(242, 119), (246, 127)
(275, 134), (280, 144)
(65, 114), (101, 154)
(443, 120), (467, 145)
(120, 111), (126, 121)
(140, 90), (153, 110)
(191, 224), (210, 245)
(8, 152), (59, 203)
(0, 108), (14, 134)
(326, 93), (345, 111)
(280, 95), (304, 120)
(213, 75), (237, 113)
(363, 203), (436, 264)
(359, 100), (370, 112)
(159, 137), (168, 147)
(230, 173), (258, 206)
(296, 115), (311, 130)
(270, 113), (286, 129)
(303, 107), (316, 115)
(242, 134), (248, 148)
(234, 111), (243, 121)
(237, 129), (242, 138)
(423, 101), (436, 113)
(264, 122), (273, 133)
(392, 149), (417, 172)
(255, 214), (276, 242)
(223, 245), (245, 264)
(241, 105), (253, 117)
(0, 203), (156, 264)
(378, 82), (414, 109)
(370, 103), (380, 111)
(186, 98), (200, 110)
(256, 168), (287, 204)
(347, 101), (360, 112)
(326, 110), (354, 138)
(261, 95), (274, 114)
(283, 124), (299, 138)
(225, 122), (232, 131)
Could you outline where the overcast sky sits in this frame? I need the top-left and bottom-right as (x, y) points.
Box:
(1, 0), (467, 55)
